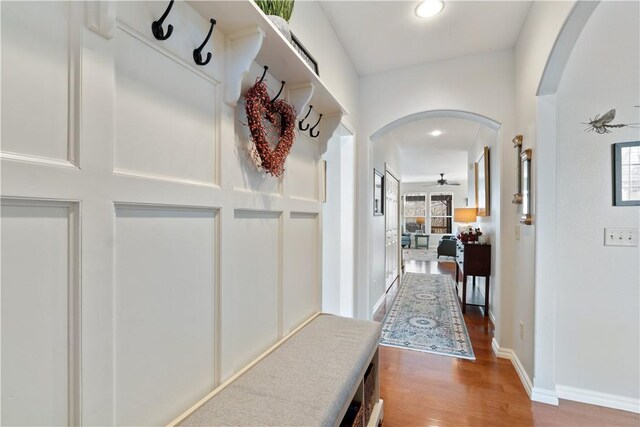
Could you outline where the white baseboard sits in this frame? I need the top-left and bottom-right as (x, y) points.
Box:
(491, 342), (639, 413)
(556, 385), (640, 414)
(491, 338), (532, 398)
(531, 387), (559, 405)
(491, 337), (510, 359)
(372, 293), (386, 317)
(489, 309), (496, 326)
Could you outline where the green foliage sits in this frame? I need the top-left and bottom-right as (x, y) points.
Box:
(254, 0), (295, 22)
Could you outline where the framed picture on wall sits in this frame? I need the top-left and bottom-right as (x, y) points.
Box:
(613, 141), (640, 206)
(374, 169), (384, 215)
(475, 146), (490, 216)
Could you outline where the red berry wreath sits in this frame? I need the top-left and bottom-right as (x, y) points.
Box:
(245, 80), (297, 177)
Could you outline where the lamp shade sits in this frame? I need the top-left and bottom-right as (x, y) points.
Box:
(416, 217), (425, 225)
(454, 207), (477, 223)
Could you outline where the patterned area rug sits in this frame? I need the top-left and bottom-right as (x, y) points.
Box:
(380, 273), (475, 360)
(402, 248), (454, 262)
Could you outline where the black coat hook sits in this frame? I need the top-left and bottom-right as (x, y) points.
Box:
(271, 81), (285, 103)
(258, 66), (268, 83)
(151, 0), (175, 41)
(298, 105), (313, 131)
(193, 19), (216, 66)
(309, 114), (323, 138)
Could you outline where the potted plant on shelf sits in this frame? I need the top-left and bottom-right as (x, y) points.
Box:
(254, 0), (295, 42)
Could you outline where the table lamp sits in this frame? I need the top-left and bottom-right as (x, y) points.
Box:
(454, 207), (477, 231)
(416, 217), (425, 233)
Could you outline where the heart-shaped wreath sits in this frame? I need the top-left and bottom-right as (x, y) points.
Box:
(245, 80), (297, 177)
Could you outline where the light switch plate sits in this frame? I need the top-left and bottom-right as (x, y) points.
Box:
(515, 225), (520, 241)
(604, 227), (638, 247)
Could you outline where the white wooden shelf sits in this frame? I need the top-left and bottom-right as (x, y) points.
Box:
(187, 0), (348, 119)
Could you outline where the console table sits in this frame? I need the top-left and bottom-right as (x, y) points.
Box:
(455, 240), (491, 316)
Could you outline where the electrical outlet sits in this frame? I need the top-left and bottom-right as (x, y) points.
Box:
(515, 225), (520, 241)
(519, 321), (524, 339)
(604, 227), (638, 247)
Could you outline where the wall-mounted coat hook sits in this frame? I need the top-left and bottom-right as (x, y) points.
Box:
(193, 19), (216, 66)
(151, 0), (175, 41)
(271, 81), (285, 103)
(298, 105), (313, 131)
(258, 66), (268, 83)
(309, 114), (323, 138)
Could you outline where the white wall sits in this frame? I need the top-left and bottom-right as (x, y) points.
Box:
(512, 0), (576, 389)
(370, 134), (402, 311)
(289, 1), (360, 128)
(322, 133), (342, 314)
(357, 50), (515, 322)
(339, 134), (356, 317)
(467, 126), (500, 319)
(0, 1), (339, 424)
(554, 0), (639, 403)
(322, 129), (355, 317)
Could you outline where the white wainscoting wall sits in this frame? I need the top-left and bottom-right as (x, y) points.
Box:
(0, 2), (324, 425)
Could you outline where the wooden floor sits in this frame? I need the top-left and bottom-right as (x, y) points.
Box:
(377, 259), (639, 427)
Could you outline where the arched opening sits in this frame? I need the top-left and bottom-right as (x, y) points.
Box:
(363, 109), (505, 345)
(533, 1), (639, 412)
(531, 1), (602, 405)
(371, 110), (501, 140)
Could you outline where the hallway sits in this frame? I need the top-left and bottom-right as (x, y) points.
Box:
(378, 260), (640, 426)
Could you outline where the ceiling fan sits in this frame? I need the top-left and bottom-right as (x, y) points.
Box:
(423, 173), (461, 187)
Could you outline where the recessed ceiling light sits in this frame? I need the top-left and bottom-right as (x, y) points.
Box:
(415, 0), (445, 18)
(430, 130), (442, 136)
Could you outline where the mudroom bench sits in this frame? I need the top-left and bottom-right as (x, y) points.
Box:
(169, 314), (384, 427)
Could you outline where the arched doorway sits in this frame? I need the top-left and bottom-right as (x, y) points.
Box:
(361, 109), (505, 337)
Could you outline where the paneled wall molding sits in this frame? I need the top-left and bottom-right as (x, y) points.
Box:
(0, 198), (81, 426)
(115, 19), (221, 86)
(2, 1), (324, 424)
(233, 208), (282, 219)
(290, 211), (319, 219)
(86, 1), (117, 40)
(0, 152), (79, 170)
(224, 26), (265, 106)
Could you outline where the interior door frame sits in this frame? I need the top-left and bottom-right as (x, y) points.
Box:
(384, 164), (400, 293)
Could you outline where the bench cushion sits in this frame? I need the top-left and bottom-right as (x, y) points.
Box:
(181, 314), (381, 427)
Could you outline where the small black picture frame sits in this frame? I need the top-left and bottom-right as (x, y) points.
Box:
(613, 141), (640, 206)
(373, 169), (384, 216)
(291, 33), (319, 76)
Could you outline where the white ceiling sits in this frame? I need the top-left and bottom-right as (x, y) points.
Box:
(377, 117), (482, 183)
(319, 0), (532, 75)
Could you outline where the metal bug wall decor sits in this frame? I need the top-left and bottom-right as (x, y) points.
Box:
(583, 108), (639, 134)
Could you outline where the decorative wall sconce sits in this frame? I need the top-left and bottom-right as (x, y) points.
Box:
(520, 148), (533, 225)
(512, 134), (523, 204)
